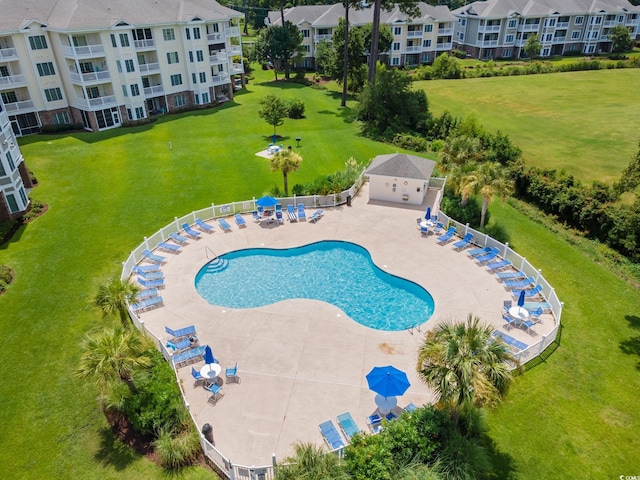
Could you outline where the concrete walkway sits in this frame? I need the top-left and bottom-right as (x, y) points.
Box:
(136, 184), (554, 466)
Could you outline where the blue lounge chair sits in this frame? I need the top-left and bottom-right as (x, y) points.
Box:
(191, 367), (205, 386)
(205, 382), (224, 404)
(527, 306), (544, 318)
(502, 312), (518, 331)
(475, 248), (500, 264)
(432, 222), (444, 235)
(367, 413), (382, 433)
(165, 325), (197, 340)
(319, 420), (345, 450)
(309, 209), (324, 223)
(218, 218), (232, 231)
(404, 402), (418, 413)
(486, 259), (513, 271)
(523, 301), (552, 312)
(419, 226), (429, 237)
(136, 288), (159, 300)
(436, 226), (456, 245)
(496, 270), (525, 281)
(132, 263), (160, 273)
(467, 246), (492, 257)
(276, 211), (284, 224)
(169, 232), (189, 245)
(286, 204), (297, 222)
(137, 277), (164, 289)
(130, 295), (164, 312)
(251, 210), (261, 222)
(234, 214), (247, 227)
(337, 412), (360, 440)
(452, 233), (473, 250)
(504, 276), (535, 290)
(157, 241), (181, 252)
(168, 336), (196, 352)
(172, 345), (206, 368)
(512, 284), (543, 300)
(142, 249), (166, 264)
(297, 204), (306, 220)
(132, 266), (164, 280)
(491, 330), (528, 351)
(225, 362), (240, 383)
(195, 218), (215, 232)
(182, 223), (201, 238)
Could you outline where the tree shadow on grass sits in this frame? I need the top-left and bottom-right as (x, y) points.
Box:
(619, 315), (640, 370)
(483, 435), (519, 480)
(94, 426), (140, 471)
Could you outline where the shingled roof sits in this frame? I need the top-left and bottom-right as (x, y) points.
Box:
(365, 153), (435, 180)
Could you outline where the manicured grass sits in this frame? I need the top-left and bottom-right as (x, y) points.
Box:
(417, 69), (640, 183)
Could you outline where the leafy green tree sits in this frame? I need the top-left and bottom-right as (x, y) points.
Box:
(431, 52), (461, 79)
(258, 94), (288, 139)
(523, 33), (542, 60)
(609, 25), (633, 53)
(93, 277), (140, 328)
(270, 149), (302, 196)
(361, 23), (394, 57)
(276, 442), (350, 480)
(438, 135), (482, 173)
(255, 22), (304, 79)
(614, 141), (640, 194)
(417, 315), (519, 422)
(75, 326), (151, 394)
(459, 161), (513, 227)
(314, 40), (335, 75)
(330, 19), (367, 92)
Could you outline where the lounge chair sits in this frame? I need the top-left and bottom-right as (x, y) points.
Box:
(486, 259), (513, 271)
(225, 362), (240, 383)
(136, 288), (159, 300)
(191, 367), (205, 386)
(527, 306), (544, 318)
(419, 226), (429, 237)
(491, 330), (528, 352)
(504, 276), (535, 290)
(286, 204), (297, 222)
(218, 218), (232, 231)
(165, 325), (197, 340)
(169, 232), (189, 245)
(132, 263), (160, 273)
(404, 402), (418, 413)
(195, 218), (215, 233)
(452, 233), (473, 250)
(130, 295), (164, 312)
(523, 301), (552, 312)
(172, 345), (206, 368)
(275, 211), (284, 224)
(132, 266), (164, 280)
(319, 420), (345, 450)
(467, 246), (492, 258)
(182, 223), (201, 238)
(337, 412), (361, 441)
(432, 222), (444, 235)
(496, 271), (526, 282)
(167, 336), (197, 353)
(234, 214), (247, 227)
(512, 284), (543, 300)
(367, 414), (382, 433)
(297, 204), (306, 220)
(157, 241), (181, 252)
(142, 249), (166, 264)
(137, 277), (164, 289)
(309, 209), (324, 223)
(251, 210), (262, 222)
(474, 248), (500, 264)
(205, 382), (224, 404)
(436, 226), (456, 245)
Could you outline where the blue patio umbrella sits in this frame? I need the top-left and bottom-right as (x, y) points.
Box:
(256, 196), (279, 208)
(366, 365), (410, 398)
(517, 289), (526, 307)
(204, 345), (216, 365)
(425, 207), (431, 221)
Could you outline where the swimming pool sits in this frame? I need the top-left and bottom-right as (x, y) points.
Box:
(195, 240), (434, 331)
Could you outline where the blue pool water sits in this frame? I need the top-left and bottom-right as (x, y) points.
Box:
(194, 240), (434, 331)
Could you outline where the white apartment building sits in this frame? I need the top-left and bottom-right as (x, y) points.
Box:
(267, 3), (456, 68)
(452, 0), (640, 60)
(0, 96), (30, 220)
(0, 0), (245, 135)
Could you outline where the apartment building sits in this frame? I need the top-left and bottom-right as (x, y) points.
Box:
(267, 2), (456, 68)
(452, 0), (640, 60)
(0, 95), (31, 220)
(0, 0), (245, 135)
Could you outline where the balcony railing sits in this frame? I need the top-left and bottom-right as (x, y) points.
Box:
(314, 34), (332, 42)
(0, 47), (18, 60)
(210, 52), (227, 63)
(207, 32), (224, 42)
(74, 95), (117, 109)
(230, 63), (244, 74)
(211, 73), (230, 85)
(0, 74), (26, 87)
(480, 40), (499, 47)
(4, 100), (34, 113)
(134, 39), (156, 50)
(603, 20), (617, 27)
(407, 30), (423, 38)
(228, 45), (242, 56)
(144, 85), (164, 97)
(139, 62), (160, 73)
(553, 35), (567, 42)
(557, 21), (569, 28)
(437, 28), (453, 35)
(61, 44), (105, 58)
(225, 27), (240, 37)
(479, 25), (501, 33)
(405, 45), (422, 53)
(436, 42), (452, 50)
(521, 23), (540, 32)
(626, 18), (639, 26)
(69, 70), (111, 84)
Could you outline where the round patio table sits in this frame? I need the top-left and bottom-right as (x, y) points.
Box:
(375, 394), (397, 416)
(508, 306), (530, 320)
(200, 363), (222, 384)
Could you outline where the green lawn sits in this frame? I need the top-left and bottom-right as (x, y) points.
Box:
(418, 69), (640, 184)
(1, 67), (639, 479)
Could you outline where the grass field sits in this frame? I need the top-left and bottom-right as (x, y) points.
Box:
(1, 67), (639, 479)
(418, 69), (640, 184)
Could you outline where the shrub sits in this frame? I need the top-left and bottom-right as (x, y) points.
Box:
(287, 99), (305, 119)
(441, 192), (484, 228)
(392, 133), (429, 152)
(0, 219), (18, 241)
(153, 427), (201, 469)
(0, 265), (13, 284)
(430, 139), (445, 152)
(28, 170), (38, 185)
(40, 123), (84, 134)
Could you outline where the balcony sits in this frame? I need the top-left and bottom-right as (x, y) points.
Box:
(69, 70), (111, 85)
(405, 45), (422, 53)
(557, 21), (569, 28)
(4, 100), (35, 113)
(225, 27), (240, 37)
(230, 63), (244, 74)
(480, 40), (499, 47)
(210, 52), (227, 63)
(603, 20), (616, 27)
(521, 23), (540, 32)
(553, 35), (567, 42)
(436, 42), (452, 50)
(211, 73), (230, 85)
(61, 44), (105, 58)
(407, 30), (423, 38)
(479, 25), (501, 33)
(144, 85), (164, 97)
(139, 62), (160, 73)
(74, 95), (117, 109)
(207, 32), (224, 43)
(0, 47), (18, 61)
(134, 39), (156, 50)
(626, 18), (639, 26)
(0, 74), (27, 88)
(437, 28), (453, 35)
(228, 45), (242, 56)
(314, 34), (332, 42)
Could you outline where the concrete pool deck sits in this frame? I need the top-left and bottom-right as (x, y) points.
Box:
(136, 184), (556, 466)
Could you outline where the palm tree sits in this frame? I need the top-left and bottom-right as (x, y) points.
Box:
(275, 442), (349, 480)
(437, 135), (482, 174)
(416, 315), (519, 423)
(270, 149), (302, 196)
(93, 277), (140, 327)
(458, 162), (513, 227)
(75, 325), (151, 394)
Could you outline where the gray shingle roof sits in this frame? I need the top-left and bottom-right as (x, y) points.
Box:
(365, 153), (436, 180)
(453, 0), (640, 19)
(0, 0), (242, 33)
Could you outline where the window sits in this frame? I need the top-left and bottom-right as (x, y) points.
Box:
(544, 18), (556, 27)
(1, 91), (17, 104)
(86, 86), (100, 99)
(460, 19), (466, 27)
(394, 27), (402, 36)
(192, 73), (197, 83)
(503, 49), (512, 57)
(119, 33), (130, 47)
(163, 28), (175, 41)
(506, 34), (514, 43)
(185, 28), (191, 40)
(424, 24), (433, 33)
(545, 33), (552, 42)
(175, 94), (186, 107)
(459, 33), (464, 41)
(571, 30), (580, 40)
(507, 19), (517, 28)
(6, 194), (19, 213)
(393, 42), (400, 51)
(199, 72), (206, 83)
(391, 57), (400, 65)
(110, 34), (117, 48)
(122, 85), (128, 97)
(53, 111), (70, 124)
(130, 84), (140, 96)
(18, 188), (27, 208)
(196, 50), (204, 62)
(189, 51), (194, 62)
(6, 151), (15, 170)
(304, 44), (311, 53)
(125, 59), (135, 72)
(202, 92), (209, 104)
(167, 52), (179, 64)
(193, 27), (201, 39)
(133, 28), (152, 41)
(36, 62), (55, 76)
(302, 29), (310, 38)
(195, 93), (200, 104)
(170, 74), (182, 86)
(29, 35), (48, 50)
(422, 39), (431, 48)
(542, 47), (550, 56)
(0, 160), (5, 176)
(135, 106), (144, 119)
(590, 31), (598, 39)
(44, 87), (63, 102)
(421, 53), (430, 62)
(116, 60), (122, 73)
(586, 44), (595, 53)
